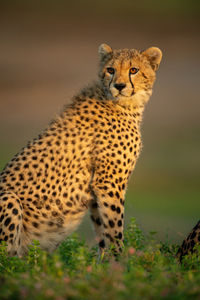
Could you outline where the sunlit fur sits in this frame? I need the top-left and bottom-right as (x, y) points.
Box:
(0, 44), (162, 256)
(98, 44), (162, 110)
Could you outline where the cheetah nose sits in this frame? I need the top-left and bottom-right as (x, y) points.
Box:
(114, 83), (126, 92)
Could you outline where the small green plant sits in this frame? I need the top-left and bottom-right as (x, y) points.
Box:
(124, 218), (145, 249)
(0, 219), (200, 300)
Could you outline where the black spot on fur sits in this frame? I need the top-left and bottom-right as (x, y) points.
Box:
(109, 220), (115, 228)
(8, 223), (15, 231)
(99, 239), (105, 248)
(4, 217), (11, 227)
(12, 208), (18, 215)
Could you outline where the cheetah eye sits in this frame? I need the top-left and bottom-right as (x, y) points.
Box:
(130, 67), (139, 75)
(107, 67), (115, 75)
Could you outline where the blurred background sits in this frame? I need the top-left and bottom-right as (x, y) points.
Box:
(0, 0), (200, 244)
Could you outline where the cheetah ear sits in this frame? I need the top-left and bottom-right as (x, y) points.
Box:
(98, 43), (113, 60)
(142, 47), (162, 71)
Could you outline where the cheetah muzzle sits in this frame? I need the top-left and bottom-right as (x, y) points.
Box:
(0, 43), (162, 256)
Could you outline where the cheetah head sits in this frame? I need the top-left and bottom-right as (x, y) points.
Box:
(98, 43), (162, 105)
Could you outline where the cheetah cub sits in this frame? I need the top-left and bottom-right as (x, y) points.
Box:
(0, 44), (162, 256)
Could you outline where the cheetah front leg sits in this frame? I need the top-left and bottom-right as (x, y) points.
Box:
(89, 199), (103, 246)
(90, 173), (125, 255)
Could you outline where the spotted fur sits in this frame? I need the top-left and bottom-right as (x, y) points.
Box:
(0, 44), (162, 256)
(177, 220), (200, 262)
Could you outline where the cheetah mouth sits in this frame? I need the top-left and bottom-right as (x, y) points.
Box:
(115, 91), (135, 98)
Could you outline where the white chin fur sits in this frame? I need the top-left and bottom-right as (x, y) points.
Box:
(113, 90), (152, 106)
(130, 90), (152, 106)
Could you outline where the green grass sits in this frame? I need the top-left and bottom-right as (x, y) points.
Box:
(0, 219), (200, 300)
